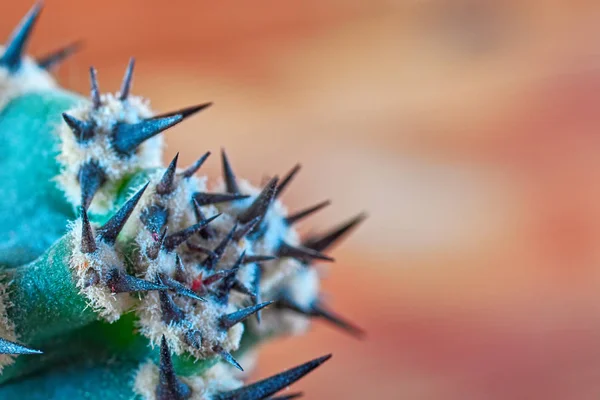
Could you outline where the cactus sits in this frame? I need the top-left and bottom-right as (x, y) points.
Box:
(0, 3), (366, 399)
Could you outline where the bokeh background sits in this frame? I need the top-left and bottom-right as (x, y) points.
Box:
(5, 0), (600, 398)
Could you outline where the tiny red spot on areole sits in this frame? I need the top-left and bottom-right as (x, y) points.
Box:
(191, 278), (202, 292)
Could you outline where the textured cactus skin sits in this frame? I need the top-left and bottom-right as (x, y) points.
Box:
(0, 3), (365, 399)
(0, 91), (81, 267)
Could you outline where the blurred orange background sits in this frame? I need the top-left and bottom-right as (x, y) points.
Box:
(5, 0), (600, 398)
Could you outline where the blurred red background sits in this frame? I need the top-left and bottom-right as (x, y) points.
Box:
(5, 0), (600, 398)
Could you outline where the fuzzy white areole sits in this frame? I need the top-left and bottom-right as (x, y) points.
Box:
(0, 48), (57, 112)
(55, 93), (163, 214)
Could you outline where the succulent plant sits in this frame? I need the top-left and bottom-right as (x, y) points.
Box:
(0, 3), (366, 399)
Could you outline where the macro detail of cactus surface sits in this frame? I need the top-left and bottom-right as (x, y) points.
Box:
(0, 3), (366, 399)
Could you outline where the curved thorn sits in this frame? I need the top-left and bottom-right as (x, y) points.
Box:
(78, 161), (107, 210)
(221, 149), (239, 194)
(275, 164), (301, 199)
(80, 208), (96, 254)
(237, 177), (278, 224)
(156, 153), (179, 195)
(0, 338), (42, 355)
(118, 57), (135, 101)
(285, 200), (331, 226)
(96, 183), (149, 244)
(181, 151), (210, 179)
(303, 213), (367, 253)
(157, 336), (192, 400)
(277, 242), (334, 263)
(37, 40), (82, 70)
(105, 268), (167, 293)
(214, 355), (332, 400)
(0, 1), (43, 72)
(62, 112), (94, 143)
(163, 214), (221, 252)
(89, 66), (101, 109)
(220, 301), (274, 330)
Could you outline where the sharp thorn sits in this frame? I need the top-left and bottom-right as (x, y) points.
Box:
(184, 330), (202, 350)
(191, 199), (216, 239)
(217, 348), (244, 371)
(237, 177), (279, 224)
(156, 153), (179, 195)
(275, 164), (301, 199)
(193, 192), (249, 207)
(112, 115), (183, 156)
(232, 280), (254, 298)
(214, 355), (332, 400)
(233, 216), (262, 241)
(78, 161), (107, 210)
(0, 2), (43, 72)
(37, 40), (82, 70)
(180, 151), (211, 179)
(89, 66), (101, 110)
(62, 112), (95, 143)
(153, 102), (213, 120)
(203, 224), (237, 270)
(202, 268), (237, 287)
(252, 265), (262, 323)
(140, 204), (169, 235)
(212, 253), (243, 304)
(159, 273), (206, 302)
(118, 57), (135, 101)
(157, 276), (186, 325)
(285, 200), (331, 226)
(269, 393), (304, 400)
(96, 183), (149, 244)
(163, 214), (221, 252)
(243, 254), (277, 264)
(156, 336), (192, 400)
(221, 149), (240, 194)
(0, 338), (42, 355)
(80, 208), (96, 254)
(187, 243), (217, 258)
(303, 213), (367, 253)
(105, 268), (167, 293)
(174, 254), (187, 283)
(311, 302), (365, 339)
(277, 242), (334, 263)
(146, 227), (168, 260)
(220, 301), (273, 330)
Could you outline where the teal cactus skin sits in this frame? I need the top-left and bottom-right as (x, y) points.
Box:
(0, 3), (366, 399)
